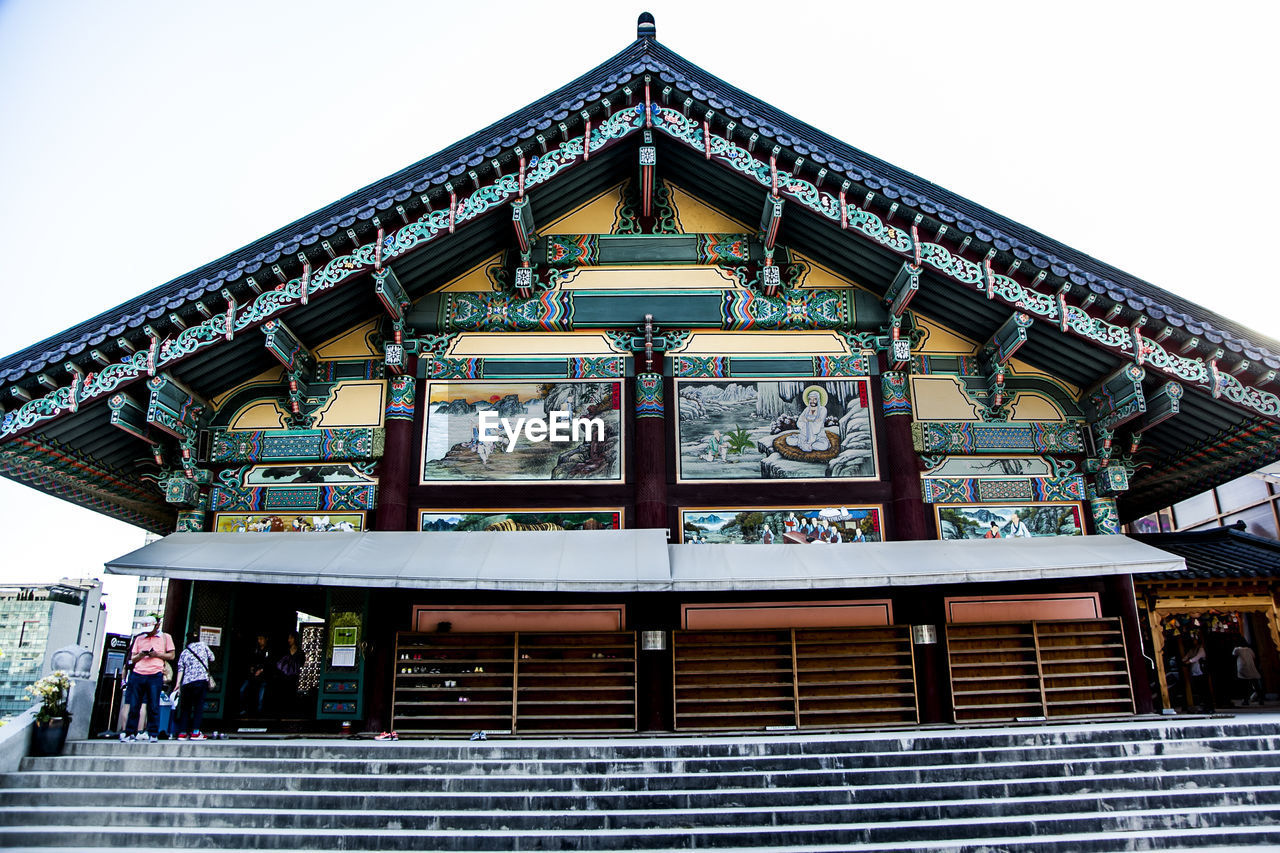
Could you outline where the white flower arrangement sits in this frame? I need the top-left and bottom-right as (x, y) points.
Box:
(25, 671), (71, 724)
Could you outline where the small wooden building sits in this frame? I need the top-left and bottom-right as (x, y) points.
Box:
(3, 15), (1279, 734)
(1133, 526), (1280, 711)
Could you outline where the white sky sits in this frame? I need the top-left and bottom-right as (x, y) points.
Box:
(1, 1), (1277, 633)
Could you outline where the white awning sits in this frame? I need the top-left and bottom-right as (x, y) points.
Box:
(105, 530), (673, 592)
(667, 535), (1186, 591)
(105, 531), (1185, 592)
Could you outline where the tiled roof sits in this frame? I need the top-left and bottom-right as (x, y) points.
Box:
(3, 33), (1279, 384)
(1133, 525), (1280, 580)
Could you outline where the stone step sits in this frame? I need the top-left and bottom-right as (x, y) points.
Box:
(57, 719), (1280, 759)
(3, 786), (1279, 831)
(5, 766), (1280, 811)
(9, 748), (1280, 794)
(1, 806), (1277, 850)
(28, 734), (1280, 776)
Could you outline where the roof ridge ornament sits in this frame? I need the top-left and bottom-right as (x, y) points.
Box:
(637, 12), (655, 40)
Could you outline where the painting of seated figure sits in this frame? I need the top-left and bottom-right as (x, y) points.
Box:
(675, 378), (877, 482)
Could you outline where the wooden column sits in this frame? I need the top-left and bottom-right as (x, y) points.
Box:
(369, 365), (416, 730)
(1107, 573), (1154, 714)
(633, 367), (668, 531)
(875, 364), (940, 720)
(633, 367), (669, 731)
(375, 364), (417, 532)
(876, 365), (928, 541)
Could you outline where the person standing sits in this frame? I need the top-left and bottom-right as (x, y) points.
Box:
(1233, 639), (1264, 705)
(239, 634), (272, 716)
(1182, 634), (1214, 713)
(175, 630), (216, 739)
(120, 613), (174, 742)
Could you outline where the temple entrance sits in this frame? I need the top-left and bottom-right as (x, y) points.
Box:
(185, 582), (342, 733)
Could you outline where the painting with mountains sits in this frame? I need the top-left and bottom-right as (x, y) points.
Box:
(935, 503), (1084, 539)
(680, 506), (883, 544)
(420, 380), (623, 484)
(674, 379), (877, 482)
(419, 510), (622, 532)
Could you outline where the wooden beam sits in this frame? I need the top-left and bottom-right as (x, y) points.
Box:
(1087, 363), (1147, 432)
(884, 261), (919, 319)
(984, 313), (1033, 366)
(373, 267), (410, 322)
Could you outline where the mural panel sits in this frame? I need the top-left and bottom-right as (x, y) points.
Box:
(680, 506), (884, 544)
(419, 509), (623, 532)
(243, 464), (376, 486)
(214, 512), (365, 532)
(934, 503), (1084, 540)
(675, 378), (877, 482)
(420, 380), (623, 484)
(923, 456), (1053, 478)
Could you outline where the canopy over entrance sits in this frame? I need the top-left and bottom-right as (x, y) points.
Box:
(106, 531), (1185, 592)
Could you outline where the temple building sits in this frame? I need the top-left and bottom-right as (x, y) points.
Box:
(3, 15), (1279, 735)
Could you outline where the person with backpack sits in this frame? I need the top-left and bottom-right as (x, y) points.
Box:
(175, 630), (216, 740)
(120, 614), (174, 742)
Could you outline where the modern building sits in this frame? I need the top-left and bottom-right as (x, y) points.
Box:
(129, 542), (169, 637)
(2, 15), (1278, 734)
(0, 580), (104, 717)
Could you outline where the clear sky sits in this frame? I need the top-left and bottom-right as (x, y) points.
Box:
(1, 1), (1277, 633)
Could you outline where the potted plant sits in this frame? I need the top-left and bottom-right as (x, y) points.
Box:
(26, 670), (72, 756)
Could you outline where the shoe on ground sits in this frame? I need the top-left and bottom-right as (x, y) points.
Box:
(134, 733), (154, 743)
(177, 733), (188, 740)
(375, 732), (394, 741)
(189, 732), (207, 740)
(119, 733), (134, 742)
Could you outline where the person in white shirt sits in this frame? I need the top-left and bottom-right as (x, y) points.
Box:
(1007, 510), (1033, 538)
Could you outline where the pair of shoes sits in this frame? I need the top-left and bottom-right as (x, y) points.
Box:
(133, 733), (154, 743)
(189, 732), (207, 740)
(177, 733), (189, 740)
(119, 733), (135, 742)
(374, 731), (399, 741)
(469, 731), (487, 741)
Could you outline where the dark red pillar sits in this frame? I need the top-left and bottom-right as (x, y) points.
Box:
(633, 368), (668, 531)
(375, 361), (417, 532)
(368, 361), (416, 731)
(633, 366), (671, 730)
(875, 364), (944, 722)
(875, 366), (928, 541)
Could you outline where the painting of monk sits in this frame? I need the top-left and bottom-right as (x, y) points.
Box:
(675, 378), (877, 481)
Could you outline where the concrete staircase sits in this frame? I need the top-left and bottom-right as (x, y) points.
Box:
(3, 717), (1280, 851)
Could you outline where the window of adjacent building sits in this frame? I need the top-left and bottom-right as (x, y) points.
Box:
(1215, 474), (1271, 510)
(1173, 492), (1218, 528)
(1222, 504), (1279, 539)
(18, 620), (40, 646)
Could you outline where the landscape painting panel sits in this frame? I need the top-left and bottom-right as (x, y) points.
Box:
(421, 380), (623, 483)
(420, 509), (623, 532)
(215, 512), (365, 532)
(681, 506), (883, 544)
(935, 503), (1084, 540)
(676, 378), (877, 481)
